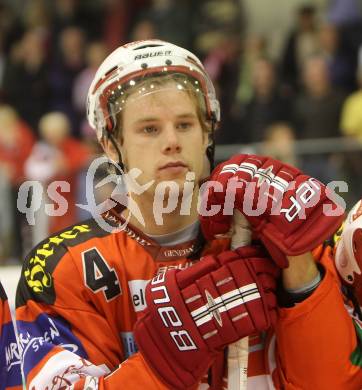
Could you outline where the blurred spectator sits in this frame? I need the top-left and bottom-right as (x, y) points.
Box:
(340, 61), (362, 140)
(236, 34), (268, 105)
(22, 0), (51, 31)
(261, 122), (298, 167)
(237, 58), (291, 144)
(326, 0), (362, 26)
(293, 55), (344, 183)
(102, 0), (130, 50)
(0, 3), (24, 98)
(103, 0), (150, 51)
(280, 5), (320, 92)
(24, 112), (90, 242)
(139, 0), (193, 48)
(51, 0), (80, 33)
(340, 60), (362, 198)
(2, 28), (50, 132)
(192, 0), (244, 58)
(0, 105), (35, 261)
(326, 0), (362, 76)
(72, 41), (107, 157)
(319, 23), (356, 91)
(130, 18), (156, 41)
(76, 123), (112, 221)
(49, 0), (103, 41)
(0, 2), (24, 55)
(204, 34), (241, 144)
(293, 55), (345, 139)
(49, 26), (86, 136)
(72, 41), (108, 120)
(0, 105), (35, 185)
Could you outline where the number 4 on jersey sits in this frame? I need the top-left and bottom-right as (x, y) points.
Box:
(82, 248), (121, 301)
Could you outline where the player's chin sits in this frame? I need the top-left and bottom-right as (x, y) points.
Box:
(155, 176), (186, 189)
(157, 168), (189, 182)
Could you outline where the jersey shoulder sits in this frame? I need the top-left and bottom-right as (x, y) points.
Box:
(16, 218), (114, 308)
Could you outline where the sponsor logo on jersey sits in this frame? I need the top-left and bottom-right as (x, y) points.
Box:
(157, 261), (197, 275)
(128, 280), (149, 312)
(1, 322), (22, 387)
(120, 332), (138, 359)
(24, 224), (91, 294)
(17, 314), (88, 377)
(163, 247), (194, 258)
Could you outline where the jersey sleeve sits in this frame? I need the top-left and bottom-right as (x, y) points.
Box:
(15, 237), (168, 389)
(274, 248), (362, 389)
(0, 282), (22, 390)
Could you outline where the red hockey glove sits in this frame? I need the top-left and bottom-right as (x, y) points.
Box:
(134, 246), (279, 389)
(200, 154), (345, 267)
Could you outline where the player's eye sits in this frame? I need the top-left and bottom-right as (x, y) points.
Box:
(176, 121), (193, 131)
(142, 125), (159, 134)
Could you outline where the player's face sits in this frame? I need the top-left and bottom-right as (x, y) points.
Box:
(115, 86), (209, 189)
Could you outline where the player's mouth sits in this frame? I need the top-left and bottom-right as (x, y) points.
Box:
(158, 161), (188, 174)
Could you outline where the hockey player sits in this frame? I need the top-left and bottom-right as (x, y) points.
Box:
(0, 282), (22, 389)
(15, 40), (362, 389)
(335, 199), (362, 309)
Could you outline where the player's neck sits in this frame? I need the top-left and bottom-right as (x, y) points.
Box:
(123, 189), (200, 235)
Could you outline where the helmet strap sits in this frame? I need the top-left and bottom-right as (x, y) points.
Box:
(206, 118), (216, 171)
(107, 132), (125, 173)
(188, 117), (217, 261)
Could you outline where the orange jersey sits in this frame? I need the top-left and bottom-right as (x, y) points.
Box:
(15, 209), (362, 389)
(274, 245), (362, 389)
(0, 282), (22, 390)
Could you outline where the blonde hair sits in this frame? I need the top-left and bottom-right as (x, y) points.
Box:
(113, 73), (212, 140)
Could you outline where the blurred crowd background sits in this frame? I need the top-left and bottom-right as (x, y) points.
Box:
(1, 0), (362, 264)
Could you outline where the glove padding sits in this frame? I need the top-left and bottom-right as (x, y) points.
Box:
(134, 246), (279, 389)
(200, 154), (345, 267)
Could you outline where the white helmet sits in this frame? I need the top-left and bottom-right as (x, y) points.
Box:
(86, 39), (220, 140)
(335, 199), (362, 302)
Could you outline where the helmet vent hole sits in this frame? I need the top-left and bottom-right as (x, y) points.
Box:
(133, 44), (163, 50)
(105, 66), (117, 76)
(165, 59), (172, 65)
(141, 63), (148, 69)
